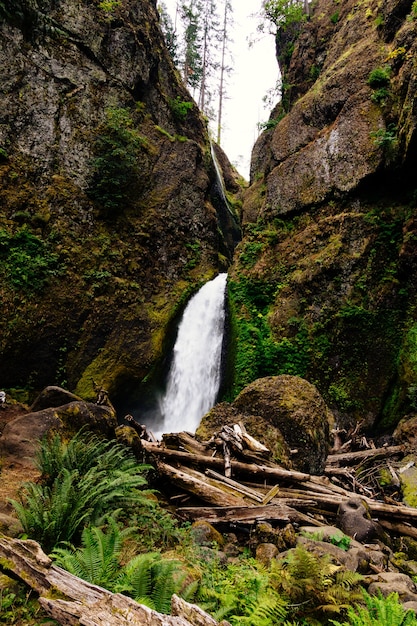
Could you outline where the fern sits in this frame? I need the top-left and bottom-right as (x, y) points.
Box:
(231, 590), (288, 626)
(12, 430), (154, 551)
(270, 545), (364, 623)
(52, 516), (132, 588)
(330, 590), (417, 626)
(151, 558), (186, 614)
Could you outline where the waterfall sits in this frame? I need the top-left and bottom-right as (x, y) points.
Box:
(155, 273), (227, 438)
(210, 142), (235, 220)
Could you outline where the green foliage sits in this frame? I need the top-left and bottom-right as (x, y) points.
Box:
(169, 96), (193, 121)
(367, 66), (391, 88)
(0, 583), (58, 625)
(239, 241), (265, 268)
(330, 590), (417, 626)
(370, 87), (390, 106)
(370, 124), (397, 148)
(88, 107), (146, 216)
(262, 0), (307, 31)
(301, 530), (351, 551)
(159, 2), (179, 63)
(330, 11), (339, 23)
(228, 274), (311, 397)
(195, 552), (288, 625)
(0, 228), (60, 292)
(53, 520), (188, 614)
(11, 430), (153, 552)
(270, 545), (363, 622)
(52, 515), (132, 588)
(98, 0), (121, 13)
(412, 1), (417, 18)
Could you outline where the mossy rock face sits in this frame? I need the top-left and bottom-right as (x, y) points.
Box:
(0, 0), (238, 405)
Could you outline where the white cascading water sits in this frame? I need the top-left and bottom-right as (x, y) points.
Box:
(155, 273), (227, 438)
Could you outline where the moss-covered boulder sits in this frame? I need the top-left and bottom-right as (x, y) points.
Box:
(198, 375), (333, 474)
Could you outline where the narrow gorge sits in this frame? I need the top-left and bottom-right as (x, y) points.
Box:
(2, 1), (417, 625)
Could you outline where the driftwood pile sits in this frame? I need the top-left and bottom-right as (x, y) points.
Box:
(135, 424), (417, 540)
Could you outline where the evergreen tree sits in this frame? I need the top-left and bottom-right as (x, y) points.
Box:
(216, 0), (233, 145)
(181, 0), (204, 90)
(158, 2), (179, 64)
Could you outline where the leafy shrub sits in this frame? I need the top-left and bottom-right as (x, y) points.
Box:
(330, 11), (339, 23)
(0, 228), (60, 292)
(263, 0), (307, 31)
(367, 66), (391, 88)
(11, 430), (153, 552)
(370, 124), (397, 148)
(370, 87), (390, 105)
(88, 107), (146, 216)
(169, 97), (193, 121)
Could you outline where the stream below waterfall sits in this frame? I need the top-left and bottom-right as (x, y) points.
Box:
(152, 273), (228, 439)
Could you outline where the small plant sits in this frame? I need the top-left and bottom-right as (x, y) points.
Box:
(330, 11), (339, 23)
(257, 117), (280, 131)
(370, 124), (397, 148)
(169, 97), (193, 121)
(368, 66), (391, 88)
(0, 228), (60, 292)
(370, 87), (390, 106)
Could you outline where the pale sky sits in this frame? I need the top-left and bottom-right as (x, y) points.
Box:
(161, 1), (279, 179)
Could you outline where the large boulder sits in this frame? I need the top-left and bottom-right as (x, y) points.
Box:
(198, 375), (333, 474)
(0, 401), (117, 466)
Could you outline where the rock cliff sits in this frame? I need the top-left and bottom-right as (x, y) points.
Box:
(0, 0), (240, 407)
(231, 0), (417, 430)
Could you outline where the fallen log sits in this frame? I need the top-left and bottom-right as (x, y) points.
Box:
(157, 461), (248, 507)
(0, 537), (223, 626)
(142, 440), (312, 482)
(326, 445), (404, 466)
(176, 503), (323, 526)
(205, 469), (264, 503)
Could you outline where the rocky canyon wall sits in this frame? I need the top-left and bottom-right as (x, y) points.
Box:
(0, 0), (240, 406)
(231, 0), (417, 431)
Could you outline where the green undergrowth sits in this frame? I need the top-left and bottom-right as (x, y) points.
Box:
(3, 429), (417, 624)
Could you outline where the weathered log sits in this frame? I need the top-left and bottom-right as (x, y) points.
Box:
(326, 445), (404, 466)
(141, 440), (312, 482)
(157, 462), (247, 507)
(162, 432), (211, 456)
(378, 519), (417, 541)
(176, 503), (322, 525)
(235, 423), (270, 455)
(0, 537), (225, 626)
(205, 469), (264, 503)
